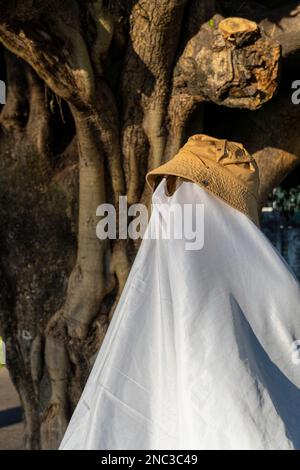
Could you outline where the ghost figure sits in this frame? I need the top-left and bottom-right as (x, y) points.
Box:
(60, 135), (300, 450)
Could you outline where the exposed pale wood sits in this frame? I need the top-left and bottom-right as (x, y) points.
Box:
(218, 17), (258, 44)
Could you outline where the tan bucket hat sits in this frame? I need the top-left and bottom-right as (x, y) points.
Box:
(146, 134), (260, 227)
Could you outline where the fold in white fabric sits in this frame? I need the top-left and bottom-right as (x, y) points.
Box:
(59, 179), (300, 450)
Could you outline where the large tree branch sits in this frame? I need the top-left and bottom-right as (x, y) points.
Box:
(218, 0), (300, 58)
(120, 0), (188, 204)
(0, 16), (93, 103)
(165, 14), (281, 160)
(256, 148), (299, 208)
(260, 3), (300, 57)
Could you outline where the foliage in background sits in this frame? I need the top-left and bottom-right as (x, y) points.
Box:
(268, 166), (300, 217)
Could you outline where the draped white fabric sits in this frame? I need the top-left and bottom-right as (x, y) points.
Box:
(59, 179), (300, 450)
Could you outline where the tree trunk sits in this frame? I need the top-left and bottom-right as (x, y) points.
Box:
(0, 0), (299, 449)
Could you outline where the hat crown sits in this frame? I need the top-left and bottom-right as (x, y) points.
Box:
(146, 133), (260, 226)
(184, 134), (259, 199)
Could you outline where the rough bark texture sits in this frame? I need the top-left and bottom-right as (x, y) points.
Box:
(0, 0), (299, 449)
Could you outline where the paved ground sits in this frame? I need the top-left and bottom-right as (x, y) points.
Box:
(0, 368), (24, 450)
